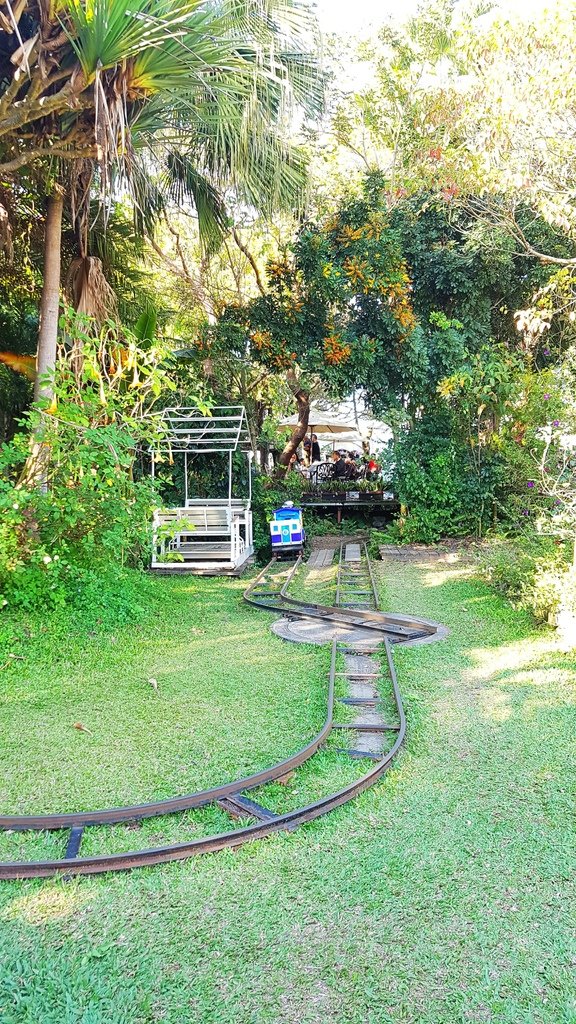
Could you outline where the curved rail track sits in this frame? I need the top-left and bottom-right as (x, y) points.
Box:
(245, 547), (435, 643)
(0, 544), (439, 879)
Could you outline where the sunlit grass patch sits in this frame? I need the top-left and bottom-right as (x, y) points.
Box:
(0, 556), (574, 1024)
(0, 573), (329, 815)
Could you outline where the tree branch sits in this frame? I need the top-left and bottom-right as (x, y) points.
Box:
(277, 383), (310, 473)
(0, 144), (97, 174)
(464, 198), (576, 266)
(0, 74), (90, 138)
(231, 226), (266, 296)
(147, 234), (216, 320)
(507, 216), (576, 266)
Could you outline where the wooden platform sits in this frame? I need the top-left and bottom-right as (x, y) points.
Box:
(300, 494), (399, 523)
(307, 548), (335, 569)
(152, 555), (255, 577)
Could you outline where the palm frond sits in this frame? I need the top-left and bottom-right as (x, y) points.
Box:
(64, 0), (209, 79)
(16, 1), (323, 261)
(164, 151), (229, 252)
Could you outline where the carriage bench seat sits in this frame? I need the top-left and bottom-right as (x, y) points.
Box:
(157, 506), (240, 537)
(152, 504), (253, 572)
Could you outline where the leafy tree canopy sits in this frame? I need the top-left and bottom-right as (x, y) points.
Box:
(205, 175), (567, 421)
(209, 173), (416, 403)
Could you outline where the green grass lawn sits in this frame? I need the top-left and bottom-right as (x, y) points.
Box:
(0, 556), (575, 1024)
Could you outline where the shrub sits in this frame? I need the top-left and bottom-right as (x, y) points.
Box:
(391, 416), (505, 543)
(0, 432), (159, 611)
(477, 533), (572, 622)
(0, 311), (172, 612)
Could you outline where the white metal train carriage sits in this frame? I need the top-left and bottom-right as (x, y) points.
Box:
(150, 406), (254, 575)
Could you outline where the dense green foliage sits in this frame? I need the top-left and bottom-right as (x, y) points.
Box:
(0, 307), (36, 441)
(0, 312), (171, 611)
(477, 535), (574, 622)
(388, 416), (503, 542)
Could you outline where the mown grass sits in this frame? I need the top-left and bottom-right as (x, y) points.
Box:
(0, 573), (328, 816)
(0, 556), (575, 1024)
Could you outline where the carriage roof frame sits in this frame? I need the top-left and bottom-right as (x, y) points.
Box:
(150, 405), (253, 507)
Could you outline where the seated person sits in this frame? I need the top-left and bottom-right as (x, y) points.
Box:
(288, 452), (306, 474)
(344, 452), (359, 480)
(331, 450), (348, 479)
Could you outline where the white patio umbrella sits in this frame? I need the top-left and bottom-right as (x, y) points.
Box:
(280, 408), (357, 461)
(279, 405), (356, 434)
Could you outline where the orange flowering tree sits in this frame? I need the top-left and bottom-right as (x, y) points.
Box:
(247, 175), (417, 392)
(203, 174), (420, 467)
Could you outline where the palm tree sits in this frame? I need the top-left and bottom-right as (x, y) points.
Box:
(0, 0), (322, 399)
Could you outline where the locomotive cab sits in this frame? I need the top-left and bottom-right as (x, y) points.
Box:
(269, 503), (305, 557)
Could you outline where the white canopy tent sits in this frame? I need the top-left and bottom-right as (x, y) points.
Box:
(279, 406), (357, 436)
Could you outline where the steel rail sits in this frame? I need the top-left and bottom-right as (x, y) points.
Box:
(0, 546), (428, 879)
(364, 542), (381, 609)
(0, 648), (336, 832)
(245, 554), (434, 641)
(0, 642), (404, 879)
(335, 543), (344, 607)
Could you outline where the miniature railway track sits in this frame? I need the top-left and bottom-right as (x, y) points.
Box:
(335, 541), (379, 611)
(244, 546), (435, 643)
(0, 545), (438, 879)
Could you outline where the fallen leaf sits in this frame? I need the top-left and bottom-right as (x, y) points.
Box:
(148, 677), (159, 692)
(72, 722), (93, 735)
(277, 771), (295, 786)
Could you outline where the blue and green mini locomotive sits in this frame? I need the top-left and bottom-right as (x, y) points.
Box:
(269, 503), (305, 556)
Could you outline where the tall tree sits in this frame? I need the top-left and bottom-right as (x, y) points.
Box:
(326, 0), (576, 263)
(0, 0), (322, 396)
(207, 174), (417, 469)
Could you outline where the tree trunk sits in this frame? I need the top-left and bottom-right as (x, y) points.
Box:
(20, 192), (64, 490)
(254, 401), (270, 474)
(276, 388), (310, 477)
(34, 192), (64, 403)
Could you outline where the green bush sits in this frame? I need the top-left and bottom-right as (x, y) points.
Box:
(391, 416), (505, 543)
(477, 534), (572, 622)
(528, 561), (576, 621)
(302, 511), (368, 540)
(0, 311), (172, 612)
(367, 526), (401, 556)
(0, 431), (158, 611)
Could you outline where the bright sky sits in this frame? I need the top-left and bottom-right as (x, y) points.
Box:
(315, 0), (547, 32)
(315, 0), (398, 33)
